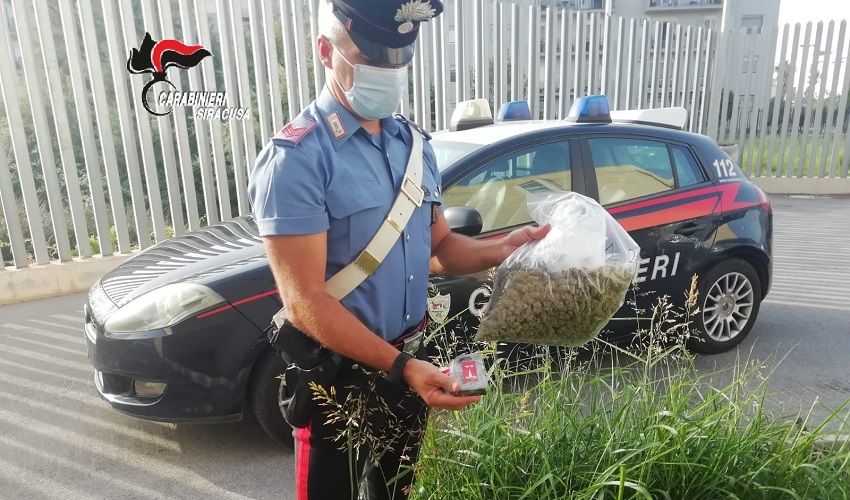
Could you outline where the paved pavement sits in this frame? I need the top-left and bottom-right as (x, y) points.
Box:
(0, 298), (294, 500)
(0, 194), (847, 499)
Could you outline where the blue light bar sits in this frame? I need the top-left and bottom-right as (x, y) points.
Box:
(496, 101), (532, 121)
(566, 95), (612, 124)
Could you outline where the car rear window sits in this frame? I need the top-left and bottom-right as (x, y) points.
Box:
(671, 145), (706, 187)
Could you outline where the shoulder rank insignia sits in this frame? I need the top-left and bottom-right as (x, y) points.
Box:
(274, 116), (318, 145)
(393, 113), (432, 141)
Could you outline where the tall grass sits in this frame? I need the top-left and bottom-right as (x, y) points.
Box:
(411, 285), (850, 499)
(735, 134), (848, 178)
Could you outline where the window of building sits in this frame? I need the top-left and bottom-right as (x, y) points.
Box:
(741, 14), (763, 34)
(564, 0), (607, 10)
(742, 56), (759, 73)
(449, 69), (457, 83)
(660, 21), (671, 47)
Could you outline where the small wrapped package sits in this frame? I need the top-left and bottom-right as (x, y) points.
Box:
(475, 191), (640, 347)
(440, 352), (488, 396)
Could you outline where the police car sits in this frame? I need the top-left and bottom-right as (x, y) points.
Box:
(83, 95), (772, 443)
(428, 96), (772, 356)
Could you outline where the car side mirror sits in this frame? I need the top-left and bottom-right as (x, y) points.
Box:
(444, 206), (483, 236)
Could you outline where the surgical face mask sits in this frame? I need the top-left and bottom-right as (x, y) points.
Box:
(334, 48), (408, 120)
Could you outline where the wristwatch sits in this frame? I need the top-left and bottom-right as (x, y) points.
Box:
(387, 351), (414, 384)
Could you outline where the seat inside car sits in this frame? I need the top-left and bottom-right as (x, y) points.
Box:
(592, 141), (629, 205)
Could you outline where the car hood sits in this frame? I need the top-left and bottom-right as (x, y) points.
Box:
(98, 216), (267, 307)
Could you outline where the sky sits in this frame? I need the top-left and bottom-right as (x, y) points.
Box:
(778, 0), (850, 27)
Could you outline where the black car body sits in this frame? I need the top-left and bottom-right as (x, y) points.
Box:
(84, 101), (772, 441)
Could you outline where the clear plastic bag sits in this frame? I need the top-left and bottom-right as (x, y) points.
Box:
(474, 191), (640, 346)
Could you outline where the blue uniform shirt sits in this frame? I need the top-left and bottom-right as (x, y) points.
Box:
(248, 88), (442, 341)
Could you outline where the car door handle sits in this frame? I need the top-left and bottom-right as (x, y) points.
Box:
(675, 222), (707, 236)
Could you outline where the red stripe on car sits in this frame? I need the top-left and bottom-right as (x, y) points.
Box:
(196, 289), (279, 319)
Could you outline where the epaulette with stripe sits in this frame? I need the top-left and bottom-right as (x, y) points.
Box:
(273, 116), (318, 145)
(393, 113), (432, 141)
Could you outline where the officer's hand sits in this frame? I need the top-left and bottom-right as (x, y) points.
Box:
(499, 223), (551, 262)
(402, 359), (481, 410)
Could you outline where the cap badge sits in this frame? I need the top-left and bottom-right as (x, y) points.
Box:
(394, 1), (437, 24)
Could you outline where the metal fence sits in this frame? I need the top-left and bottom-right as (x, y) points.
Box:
(0, 0), (848, 270)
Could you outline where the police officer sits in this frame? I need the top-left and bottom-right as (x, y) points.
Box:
(248, 1), (549, 498)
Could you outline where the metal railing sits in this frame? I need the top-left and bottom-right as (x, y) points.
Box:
(0, 0), (847, 271)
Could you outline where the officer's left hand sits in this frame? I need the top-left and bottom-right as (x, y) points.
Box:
(499, 223), (551, 262)
(403, 359), (481, 410)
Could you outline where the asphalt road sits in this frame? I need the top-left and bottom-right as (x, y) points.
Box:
(691, 194), (850, 424)
(0, 194), (848, 500)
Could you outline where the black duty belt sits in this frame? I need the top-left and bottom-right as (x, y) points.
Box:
(390, 316), (427, 354)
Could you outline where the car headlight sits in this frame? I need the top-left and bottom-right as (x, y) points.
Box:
(104, 283), (227, 334)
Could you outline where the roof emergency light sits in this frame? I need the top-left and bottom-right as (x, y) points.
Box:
(610, 107), (689, 130)
(496, 101), (532, 121)
(449, 99), (494, 131)
(566, 95), (612, 124)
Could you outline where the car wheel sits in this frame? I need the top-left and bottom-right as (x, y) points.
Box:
(248, 349), (293, 446)
(690, 258), (762, 354)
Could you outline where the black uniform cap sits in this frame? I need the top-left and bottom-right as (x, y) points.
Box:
(330, 0), (444, 66)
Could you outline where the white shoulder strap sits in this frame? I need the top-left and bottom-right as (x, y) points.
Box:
(325, 123), (424, 299)
(272, 123), (424, 328)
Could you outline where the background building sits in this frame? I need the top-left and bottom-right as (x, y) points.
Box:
(441, 0), (781, 110)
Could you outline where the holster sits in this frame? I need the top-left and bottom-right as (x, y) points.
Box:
(270, 320), (341, 429)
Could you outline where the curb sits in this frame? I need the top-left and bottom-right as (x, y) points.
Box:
(0, 254), (133, 306)
(752, 177), (850, 196)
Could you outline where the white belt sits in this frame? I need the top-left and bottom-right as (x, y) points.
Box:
(273, 122), (424, 328)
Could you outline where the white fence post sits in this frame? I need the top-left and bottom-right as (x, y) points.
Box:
(10, 0), (72, 262)
(159, 0), (200, 234)
(0, 5), (56, 265)
(34, 0), (90, 258)
(806, 22), (833, 178)
(822, 22), (847, 178)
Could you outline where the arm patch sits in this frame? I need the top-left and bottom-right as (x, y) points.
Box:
(274, 116), (318, 145)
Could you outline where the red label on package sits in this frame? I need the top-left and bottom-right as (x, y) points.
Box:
(461, 360), (479, 382)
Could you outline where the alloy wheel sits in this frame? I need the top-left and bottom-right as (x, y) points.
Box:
(702, 272), (754, 343)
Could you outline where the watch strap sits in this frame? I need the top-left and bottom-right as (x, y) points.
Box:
(387, 351), (414, 384)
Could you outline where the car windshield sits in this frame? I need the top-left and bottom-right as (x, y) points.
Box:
(430, 139), (484, 171)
